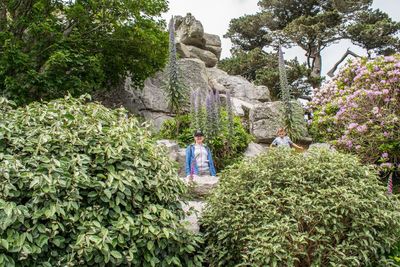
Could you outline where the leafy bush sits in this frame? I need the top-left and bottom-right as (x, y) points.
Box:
(309, 55), (400, 174)
(0, 1), (168, 105)
(201, 148), (400, 266)
(159, 111), (252, 171)
(0, 95), (202, 266)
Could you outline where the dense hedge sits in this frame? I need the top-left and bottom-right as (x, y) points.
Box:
(201, 147), (400, 266)
(0, 95), (202, 266)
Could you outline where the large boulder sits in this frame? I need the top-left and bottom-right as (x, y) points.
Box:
(249, 101), (309, 143)
(176, 42), (191, 58)
(203, 33), (222, 59)
(220, 95), (254, 117)
(182, 201), (205, 233)
(175, 14), (205, 47)
(188, 175), (219, 199)
(156, 139), (180, 159)
(207, 68), (271, 103)
(244, 142), (269, 157)
(187, 45), (218, 68)
(174, 14), (222, 66)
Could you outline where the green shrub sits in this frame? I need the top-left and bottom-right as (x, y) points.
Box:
(0, 95), (203, 266)
(158, 111), (252, 171)
(201, 148), (400, 266)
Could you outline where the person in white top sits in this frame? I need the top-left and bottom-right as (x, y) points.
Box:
(270, 128), (304, 150)
(185, 130), (217, 182)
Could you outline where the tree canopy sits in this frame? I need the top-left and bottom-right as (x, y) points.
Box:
(0, 0), (169, 105)
(224, 0), (400, 88)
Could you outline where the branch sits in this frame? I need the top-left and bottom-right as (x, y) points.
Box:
(327, 48), (361, 77)
(297, 95), (312, 101)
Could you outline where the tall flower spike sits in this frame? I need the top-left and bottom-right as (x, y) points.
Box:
(195, 88), (203, 130)
(190, 90), (197, 129)
(165, 16), (186, 115)
(226, 90), (234, 141)
(205, 93), (213, 137)
(278, 44), (295, 140)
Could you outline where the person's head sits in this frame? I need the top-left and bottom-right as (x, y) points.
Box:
(193, 129), (204, 144)
(277, 127), (286, 137)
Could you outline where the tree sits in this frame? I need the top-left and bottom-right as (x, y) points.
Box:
(224, 0), (399, 87)
(0, 0), (169, 105)
(346, 9), (400, 57)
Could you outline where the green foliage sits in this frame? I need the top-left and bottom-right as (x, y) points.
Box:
(0, 95), (203, 266)
(386, 241), (400, 265)
(202, 148), (400, 266)
(346, 9), (400, 56)
(218, 48), (311, 100)
(0, 0), (169, 105)
(159, 111), (252, 171)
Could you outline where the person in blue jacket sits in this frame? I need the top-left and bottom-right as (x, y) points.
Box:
(185, 129), (216, 182)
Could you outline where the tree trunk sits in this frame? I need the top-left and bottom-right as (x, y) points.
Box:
(0, 2), (7, 32)
(307, 47), (322, 88)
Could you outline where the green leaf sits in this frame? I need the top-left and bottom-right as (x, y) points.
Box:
(110, 250), (122, 259)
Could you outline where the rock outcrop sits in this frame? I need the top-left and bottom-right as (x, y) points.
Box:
(96, 14), (311, 146)
(250, 101), (311, 144)
(174, 13), (222, 67)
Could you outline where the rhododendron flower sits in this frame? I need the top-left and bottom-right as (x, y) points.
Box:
(348, 123), (358, 129)
(356, 125), (368, 133)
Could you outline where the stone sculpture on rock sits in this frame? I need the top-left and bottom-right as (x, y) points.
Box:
(174, 13), (222, 67)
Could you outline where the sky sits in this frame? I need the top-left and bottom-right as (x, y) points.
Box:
(162, 0), (400, 76)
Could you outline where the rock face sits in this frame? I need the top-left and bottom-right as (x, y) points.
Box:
(174, 13), (222, 67)
(207, 68), (271, 103)
(244, 142), (269, 158)
(181, 201), (205, 233)
(250, 101), (310, 143)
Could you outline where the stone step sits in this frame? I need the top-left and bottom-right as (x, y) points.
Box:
(181, 200), (205, 233)
(182, 175), (219, 199)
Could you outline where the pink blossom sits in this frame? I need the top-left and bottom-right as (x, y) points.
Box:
(380, 162), (393, 168)
(356, 125), (368, 133)
(382, 152), (389, 158)
(372, 107), (379, 114)
(348, 123), (358, 130)
(346, 140), (353, 148)
(382, 89), (389, 95)
(383, 131), (389, 137)
(384, 56), (395, 62)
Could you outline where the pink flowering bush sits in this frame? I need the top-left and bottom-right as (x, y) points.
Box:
(309, 54), (400, 175)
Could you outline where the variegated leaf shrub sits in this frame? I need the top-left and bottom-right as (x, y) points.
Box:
(0, 95), (203, 266)
(201, 148), (400, 266)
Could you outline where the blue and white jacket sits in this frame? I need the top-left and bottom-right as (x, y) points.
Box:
(185, 144), (216, 176)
